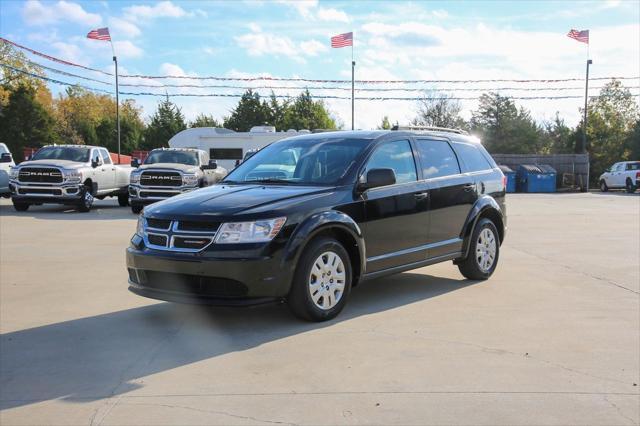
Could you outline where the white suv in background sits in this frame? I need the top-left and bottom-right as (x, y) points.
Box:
(0, 143), (15, 198)
(599, 161), (640, 193)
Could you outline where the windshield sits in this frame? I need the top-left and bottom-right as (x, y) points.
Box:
(32, 147), (90, 162)
(144, 151), (199, 166)
(224, 137), (368, 185)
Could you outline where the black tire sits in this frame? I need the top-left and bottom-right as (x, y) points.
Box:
(12, 201), (30, 211)
(625, 179), (636, 194)
(118, 193), (129, 207)
(131, 204), (143, 214)
(288, 237), (352, 322)
(457, 218), (500, 280)
(77, 185), (94, 212)
(600, 180), (608, 192)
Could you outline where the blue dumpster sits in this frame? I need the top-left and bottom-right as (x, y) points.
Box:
(499, 165), (517, 193)
(517, 164), (557, 193)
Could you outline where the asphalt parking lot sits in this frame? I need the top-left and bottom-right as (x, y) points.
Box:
(0, 193), (638, 425)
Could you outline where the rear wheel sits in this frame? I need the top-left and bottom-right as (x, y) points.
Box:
(457, 218), (500, 280)
(625, 178), (636, 193)
(131, 204), (143, 214)
(288, 237), (352, 322)
(118, 193), (129, 206)
(600, 180), (608, 192)
(12, 201), (30, 211)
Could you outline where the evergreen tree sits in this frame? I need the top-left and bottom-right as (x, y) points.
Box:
(223, 90), (271, 131)
(281, 89), (337, 131)
(142, 96), (187, 150)
(189, 113), (222, 128)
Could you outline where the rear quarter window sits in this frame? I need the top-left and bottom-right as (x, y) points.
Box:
(453, 142), (493, 173)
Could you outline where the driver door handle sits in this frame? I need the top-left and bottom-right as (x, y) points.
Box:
(414, 192), (429, 200)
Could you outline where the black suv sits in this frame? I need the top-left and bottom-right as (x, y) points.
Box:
(127, 130), (506, 321)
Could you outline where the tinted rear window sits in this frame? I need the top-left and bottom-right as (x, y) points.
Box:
(416, 139), (461, 179)
(453, 142), (493, 172)
(626, 162), (640, 171)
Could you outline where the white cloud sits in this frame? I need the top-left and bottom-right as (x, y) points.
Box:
(235, 27), (327, 62)
(123, 1), (187, 20)
(317, 8), (350, 23)
(276, 0), (318, 19)
(113, 40), (143, 58)
(23, 0), (102, 26)
(299, 39), (328, 56)
(109, 17), (141, 38)
(52, 41), (84, 64)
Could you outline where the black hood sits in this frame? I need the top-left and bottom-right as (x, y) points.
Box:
(144, 184), (337, 220)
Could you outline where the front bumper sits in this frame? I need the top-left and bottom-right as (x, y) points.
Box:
(126, 234), (292, 305)
(9, 180), (84, 204)
(129, 184), (198, 205)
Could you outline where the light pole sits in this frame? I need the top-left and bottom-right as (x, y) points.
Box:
(582, 59), (592, 192)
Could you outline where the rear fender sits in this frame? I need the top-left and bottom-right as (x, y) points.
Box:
(458, 196), (505, 260)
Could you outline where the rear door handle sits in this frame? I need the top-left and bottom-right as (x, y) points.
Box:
(414, 192), (429, 200)
(463, 183), (475, 191)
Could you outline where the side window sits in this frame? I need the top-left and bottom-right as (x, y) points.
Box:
(99, 149), (112, 165)
(364, 140), (417, 184)
(454, 142), (492, 172)
(416, 139), (461, 179)
(92, 150), (102, 164)
(615, 164), (624, 172)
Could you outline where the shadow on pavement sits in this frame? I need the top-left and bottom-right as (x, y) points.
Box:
(0, 272), (479, 410)
(0, 199), (135, 221)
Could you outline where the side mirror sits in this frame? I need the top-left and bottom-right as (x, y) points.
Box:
(0, 153), (12, 163)
(202, 160), (217, 170)
(358, 168), (396, 192)
(91, 159), (101, 168)
(131, 158), (140, 168)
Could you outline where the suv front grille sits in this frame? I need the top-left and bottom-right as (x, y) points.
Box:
(142, 219), (219, 252)
(140, 171), (182, 187)
(18, 167), (63, 183)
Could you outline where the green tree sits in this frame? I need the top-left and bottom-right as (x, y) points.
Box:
(142, 97), (187, 150)
(470, 92), (545, 154)
(0, 85), (57, 160)
(281, 89), (337, 131)
(585, 80), (640, 181)
(412, 93), (467, 129)
(95, 100), (144, 154)
(541, 113), (578, 154)
(223, 90), (271, 131)
(626, 119), (640, 160)
(189, 113), (222, 128)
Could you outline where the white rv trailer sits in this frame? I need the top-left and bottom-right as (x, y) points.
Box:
(168, 126), (310, 171)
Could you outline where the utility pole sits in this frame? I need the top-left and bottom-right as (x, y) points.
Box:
(113, 55), (121, 164)
(351, 60), (355, 130)
(582, 59), (592, 192)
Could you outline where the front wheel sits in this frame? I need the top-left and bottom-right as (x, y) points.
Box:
(625, 179), (636, 193)
(457, 218), (500, 280)
(131, 204), (143, 214)
(288, 237), (352, 322)
(77, 186), (94, 212)
(12, 201), (30, 211)
(118, 193), (129, 207)
(600, 180), (608, 192)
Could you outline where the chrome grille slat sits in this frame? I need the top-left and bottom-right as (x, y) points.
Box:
(18, 167), (63, 183)
(140, 171), (182, 187)
(142, 219), (218, 252)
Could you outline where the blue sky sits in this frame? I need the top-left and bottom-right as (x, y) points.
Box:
(1, 0), (639, 129)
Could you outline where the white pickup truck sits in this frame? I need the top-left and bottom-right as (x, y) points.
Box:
(9, 144), (131, 212)
(0, 143), (15, 198)
(598, 161), (640, 193)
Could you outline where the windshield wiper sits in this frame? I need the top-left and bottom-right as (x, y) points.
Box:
(251, 178), (298, 185)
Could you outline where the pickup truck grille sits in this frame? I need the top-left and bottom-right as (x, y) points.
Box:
(142, 219), (219, 252)
(18, 167), (63, 183)
(140, 171), (182, 187)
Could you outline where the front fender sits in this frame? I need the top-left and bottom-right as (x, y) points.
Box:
(282, 210), (366, 278)
(459, 196), (505, 260)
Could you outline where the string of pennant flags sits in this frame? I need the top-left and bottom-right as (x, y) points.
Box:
(2, 37), (639, 86)
(2, 62), (638, 102)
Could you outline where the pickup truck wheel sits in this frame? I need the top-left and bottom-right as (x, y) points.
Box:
(77, 186), (94, 212)
(131, 204), (143, 214)
(12, 201), (30, 211)
(118, 193), (129, 207)
(600, 180), (608, 192)
(458, 218), (500, 281)
(288, 237), (352, 322)
(625, 179), (636, 193)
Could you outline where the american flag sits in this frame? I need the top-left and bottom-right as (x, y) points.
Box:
(567, 29), (589, 44)
(331, 32), (353, 48)
(87, 27), (111, 41)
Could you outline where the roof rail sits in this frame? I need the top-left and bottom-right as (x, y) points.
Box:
(391, 125), (468, 135)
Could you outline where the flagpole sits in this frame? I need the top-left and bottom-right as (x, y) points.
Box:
(351, 37), (355, 131)
(110, 40), (121, 164)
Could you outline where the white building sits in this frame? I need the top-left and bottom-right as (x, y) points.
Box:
(168, 126), (310, 171)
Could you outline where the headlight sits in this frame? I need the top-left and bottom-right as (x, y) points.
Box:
(9, 168), (19, 179)
(63, 170), (82, 182)
(182, 174), (198, 186)
(130, 173), (141, 184)
(136, 215), (145, 236)
(215, 217), (286, 244)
